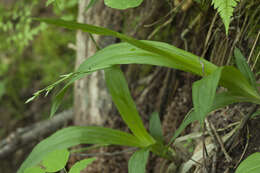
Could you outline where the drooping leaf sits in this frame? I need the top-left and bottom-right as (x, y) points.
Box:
(149, 112), (164, 143)
(18, 126), (144, 173)
(41, 149), (70, 172)
(128, 149), (149, 173)
(104, 0), (143, 9)
(192, 67), (222, 123)
(36, 18), (260, 104)
(235, 152), (260, 173)
(24, 167), (45, 173)
(211, 0), (239, 35)
(69, 158), (96, 173)
(105, 66), (155, 146)
(234, 47), (257, 91)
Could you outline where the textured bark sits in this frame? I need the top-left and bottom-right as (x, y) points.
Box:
(74, 0), (122, 126)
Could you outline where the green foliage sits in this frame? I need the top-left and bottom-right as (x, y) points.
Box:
(234, 47), (258, 92)
(69, 158), (96, 173)
(128, 149), (149, 173)
(18, 126), (145, 173)
(235, 152), (260, 173)
(149, 112), (164, 143)
(41, 149), (70, 172)
(104, 0), (143, 9)
(20, 5), (260, 173)
(192, 67), (222, 124)
(105, 66), (155, 145)
(24, 167), (45, 173)
(211, 0), (239, 35)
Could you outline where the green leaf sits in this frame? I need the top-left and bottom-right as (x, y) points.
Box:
(69, 158), (96, 173)
(46, 0), (56, 6)
(18, 126), (144, 173)
(149, 112), (163, 143)
(170, 90), (251, 143)
(85, 0), (99, 12)
(192, 67), (222, 123)
(35, 18), (260, 114)
(24, 167), (45, 173)
(104, 0), (143, 9)
(211, 0), (239, 35)
(234, 47), (257, 91)
(235, 152), (260, 173)
(41, 149), (70, 172)
(251, 110), (260, 119)
(169, 110), (197, 143)
(0, 80), (6, 100)
(128, 149), (149, 173)
(105, 66), (155, 146)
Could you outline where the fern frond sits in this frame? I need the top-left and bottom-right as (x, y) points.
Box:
(211, 0), (239, 35)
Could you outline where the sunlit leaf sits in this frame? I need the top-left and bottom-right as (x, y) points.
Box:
(41, 149), (70, 172)
(18, 126), (144, 173)
(235, 152), (260, 173)
(104, 0), (143, 9)
(24, 167), (45, 173)
(69, 158), (96, 173)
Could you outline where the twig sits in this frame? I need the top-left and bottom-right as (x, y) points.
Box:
(225, 105), (258, 151)
(207, 119), (232, 162)
(0, 109), (73, 159)
(234, 125), (250, 168)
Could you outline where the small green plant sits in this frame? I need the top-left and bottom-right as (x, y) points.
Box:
(18, 1), (260, 173)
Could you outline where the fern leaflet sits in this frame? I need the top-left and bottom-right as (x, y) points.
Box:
(211, 0), (239, 35)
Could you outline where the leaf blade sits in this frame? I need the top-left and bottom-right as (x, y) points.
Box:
(18, 126), (144, 173)
(105, 66), (155, 146)
(128, 149), (150, 173)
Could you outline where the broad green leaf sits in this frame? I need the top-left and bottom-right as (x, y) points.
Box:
(24, 167), (45, 173)
(235, 152), (260, 173)
(128, 149), (149, 173)
(105, 66), (155, 146)
(211, 0), (239, 35)
(69, 158), (96, 173)
(18, 126), (144, 173)
(149, 112), (163, 143)
(36, 18), (260, 104)
(234, 47), (257, 91)
(104, 0), (143, 9)
(41, 149), (70, 172)
(192, 67), (222, 123)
